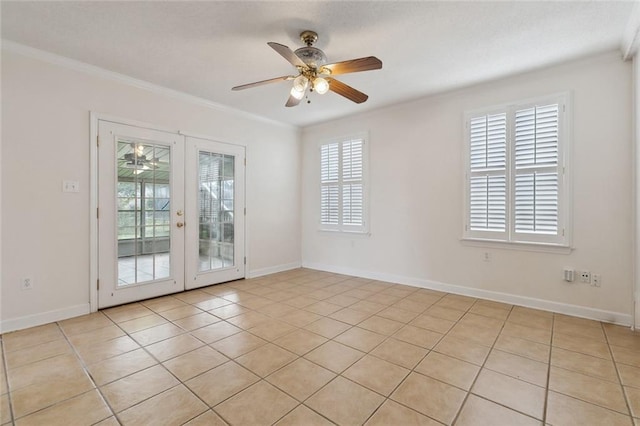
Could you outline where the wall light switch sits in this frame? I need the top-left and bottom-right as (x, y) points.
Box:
(62, 180), (80, 193)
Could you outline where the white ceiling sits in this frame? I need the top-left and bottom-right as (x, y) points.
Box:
(1, 1), (636, 127)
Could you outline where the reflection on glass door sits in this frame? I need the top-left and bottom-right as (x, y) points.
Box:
(116, 140), (172, 285)
(98, 119), (184, 309)
(185, 136), (245, 290)
(198, 152), (235, 271)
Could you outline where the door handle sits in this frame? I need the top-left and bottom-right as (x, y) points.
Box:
(176, 222), (185, 228)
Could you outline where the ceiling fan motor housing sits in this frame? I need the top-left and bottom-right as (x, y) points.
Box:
(294, 46), (327, 68)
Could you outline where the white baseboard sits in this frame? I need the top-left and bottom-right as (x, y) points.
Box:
(0, 303), (91, 334)
(248, 262), (302, 279)
(303, 262), (632, 326)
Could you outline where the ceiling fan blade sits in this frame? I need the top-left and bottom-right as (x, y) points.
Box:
(285, 93), (303, 107)
(327, 78), (368, 104)
(268, 42), (307, 68)
(232, 75), (294, 91)
(321, 56), (382, 76)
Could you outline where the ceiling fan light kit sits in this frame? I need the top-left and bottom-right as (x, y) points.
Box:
(232, 30), (382, 107)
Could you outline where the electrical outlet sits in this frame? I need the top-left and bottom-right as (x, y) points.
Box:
(580, 271), (591, 284)
(592, 274), (601, 287)
(21, 277), (33, 290)
(62, 180), (80, 193)
(483, 252), (491, 262)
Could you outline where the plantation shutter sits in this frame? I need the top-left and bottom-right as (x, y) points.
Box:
(342, 139), (364, 227)
(320, 137), (367, 232)
(464, 94), (568, 246)
(320, 143), (339, 226)
(513, 103), (559, 236)
(468, 113), (507, 234)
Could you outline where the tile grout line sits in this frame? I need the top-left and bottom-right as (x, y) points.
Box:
(58, 315), (125, 425)
(6, 322), (126, 424)
(66, 305), (222, 424)
(0, 338), (16, 426)
(213, 273), (379, 425)
(448, 300), (515, 426)
(548, 320), (636, 419)
(542, 312), (556, 424)
(108, 318), (214, 425)
(109, 296), (308, 425)
(226, 277), (434, 424)
(601, 321), (636, 422)
(153, 275), (380, 425)
(3, 322), (117, 424)
(260, 284), (409, 425)
(113, 293), (303, 424)
(358, 296), (450, 425)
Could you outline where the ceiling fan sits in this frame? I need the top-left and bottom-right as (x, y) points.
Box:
(232, 30), (383, 107)
(119, 144), (162, 173)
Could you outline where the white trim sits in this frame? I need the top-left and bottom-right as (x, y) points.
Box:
(247, 262), (302, 279)
(178, 130), (249, 148)
(90, 112), (99, 312)
(631, 56), (640, 329)
(302, 262), (632, 326)
(461, 238), (572, 255)
(0, 304), (91, 334)
(2, 40), (295, 130)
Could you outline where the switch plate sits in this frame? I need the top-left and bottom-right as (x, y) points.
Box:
(62, 180), (79, 193)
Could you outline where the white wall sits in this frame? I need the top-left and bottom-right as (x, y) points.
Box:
(1, 48), (301, 332)
(302, 52), (633, 324)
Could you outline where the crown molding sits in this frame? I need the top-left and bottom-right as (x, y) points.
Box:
(1, 40), (297, 130)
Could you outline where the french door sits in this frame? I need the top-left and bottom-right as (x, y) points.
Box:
(97, 120), (245, 309)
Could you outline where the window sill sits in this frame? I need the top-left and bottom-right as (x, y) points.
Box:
(319, 229), (371, 237)
(461, 238), (573, 254)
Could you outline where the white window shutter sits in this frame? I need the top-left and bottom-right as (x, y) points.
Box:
(514, 103), (559, 235)
(321, 143), (339, 182)
(342, 139), (364, 227)
(470, 113), (507, 170)
(464, 94), (568, 247)
(468, 113), (507, 233)
(342, 183), (363, 225)
(469, 175), (506, 231)
(514, 172), (558, 234)
(321, 185), (339, 225)
(320, 143), (339, 226)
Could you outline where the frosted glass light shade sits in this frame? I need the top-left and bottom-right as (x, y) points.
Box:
(290, 86), (305, 100)
(293, 75), (309, 92)
(314, 77), (329, 94)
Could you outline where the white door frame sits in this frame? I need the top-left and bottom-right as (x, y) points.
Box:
(89, 113), (247, 312)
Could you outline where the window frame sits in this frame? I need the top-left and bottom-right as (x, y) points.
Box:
(319, 132), (369, 234)
(463, 92), (572, 249)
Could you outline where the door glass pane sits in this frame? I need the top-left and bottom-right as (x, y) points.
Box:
(199, 151), (235, 272)
(117, 139), (171, 286)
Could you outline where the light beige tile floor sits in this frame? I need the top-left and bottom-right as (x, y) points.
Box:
(1, 268), (640, 425)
